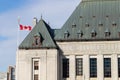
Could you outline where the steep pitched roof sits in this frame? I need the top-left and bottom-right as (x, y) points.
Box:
(55, 0), (120, 41)
(19, 19), (57, 49)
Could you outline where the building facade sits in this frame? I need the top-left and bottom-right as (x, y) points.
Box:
(0, 72), (7, 80)
(16, 0), (120, 80)
(7, 66), (15, 80)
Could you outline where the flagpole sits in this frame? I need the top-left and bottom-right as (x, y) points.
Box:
(17, 16), (20, 49)
(17, 16), (20, 80)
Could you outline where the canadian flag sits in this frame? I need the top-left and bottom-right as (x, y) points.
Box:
(19, 24), (32, 31)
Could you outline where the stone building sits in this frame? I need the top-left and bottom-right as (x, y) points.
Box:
(0, 72), (7, 80)
(7, 66), (15, 80)
(16, 0), (120, 80)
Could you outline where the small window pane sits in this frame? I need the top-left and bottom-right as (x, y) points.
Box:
(34, 61), (39, 70)
(34, 74), (38, 80)
(76, 58), (83, 76)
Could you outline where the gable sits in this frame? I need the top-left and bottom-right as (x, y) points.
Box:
(19, 19), (57, 49)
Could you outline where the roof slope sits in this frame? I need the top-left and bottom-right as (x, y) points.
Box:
(55, 0), (120, 41)
(19, 19), (57, 49)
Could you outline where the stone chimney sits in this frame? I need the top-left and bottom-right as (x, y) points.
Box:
(33, 17), (38, 27)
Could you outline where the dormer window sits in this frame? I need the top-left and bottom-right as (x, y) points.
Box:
(64, 31), (69, 38)
(80, 16), (83, 18)
(85, 23), (89, 27)
(112, 21), (117, 27)
(105, 29), (110, 37)
(118, 32), (120, 37)
(93, 16), (96, 18)
(72, 22), (76, 28)
(91, 29), (96, 37)
(33, 33), (41, 46)
(106, 15), (109, 18)
(98, 22), (103, 27)
(77, 30), (83, 38)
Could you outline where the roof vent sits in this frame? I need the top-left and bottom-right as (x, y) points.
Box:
(77, 30), (83, 38)
(64, 31), (69, 38)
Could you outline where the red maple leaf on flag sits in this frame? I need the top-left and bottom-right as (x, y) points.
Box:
(19, 24), (32, 31)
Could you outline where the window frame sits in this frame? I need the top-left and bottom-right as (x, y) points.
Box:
(90, 58), (97, 77)
(104, 58), (111, 77)
(76, 58), (83, 76)
(62, 58), (69, 78)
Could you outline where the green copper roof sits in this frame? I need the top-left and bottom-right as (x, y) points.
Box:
(19, 19), (57, 49)
(55, 0), (120, 41)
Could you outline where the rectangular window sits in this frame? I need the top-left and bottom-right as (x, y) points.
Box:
(76, 58), (83, 76)
(34, 74), (38, 80)
(104, 58), (111, 77)
(34, 61), (39, 70)
(62, 58), (69, 78)
(90, 58), (97, 77)
(118, 58), (120, 77)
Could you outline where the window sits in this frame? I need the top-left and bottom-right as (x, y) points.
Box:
(90, 58), (97, 77)
(64, 31), (69, 38)
(112, 22), (117, 27)
(62, 58), (69, 78)
(34, 74), (38, 80)
(105, 32), (110, 37)
(91, 32), (96, 37)
(33, 33), (41, 46)
(72, 22), (76, 28)
(85, 23), (89, 27)
(34, 61), (39, 70)
(104, 58), (111, 77)
(105, 29), (110, 37)
(91, 29), (96, 38)
(77, 30), (83, 38)
(76, 58), (83, 76)
(118, 32), (120, 37)
(98, 22), (103, 27)
(11, 68), (15, 80)
(118, 58), (120, 77)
